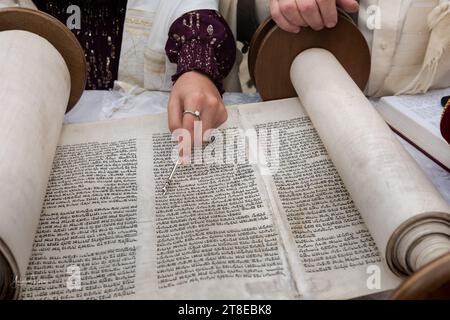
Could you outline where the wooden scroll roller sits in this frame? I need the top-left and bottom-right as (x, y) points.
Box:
(0, 8), (86, 111)
(0, 8), (85, 299)
(249, 12), (450, 299)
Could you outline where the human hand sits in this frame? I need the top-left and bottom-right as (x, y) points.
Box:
(168, 71), (227, 163)
(269, 0), (359, 32)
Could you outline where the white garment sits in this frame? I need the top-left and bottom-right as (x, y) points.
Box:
(254, 0), (450, 97)
(359, 0), (450, 96)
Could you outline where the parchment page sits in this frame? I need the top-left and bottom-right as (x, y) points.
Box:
(0, 30), (71, 299)
(20, 108), (297, 299)
(237, 99), (400, 299)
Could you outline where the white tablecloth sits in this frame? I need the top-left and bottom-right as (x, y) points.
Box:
(65, 90), (450, 204)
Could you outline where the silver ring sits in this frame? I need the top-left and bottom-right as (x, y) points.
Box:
(183, 110), (201, 120)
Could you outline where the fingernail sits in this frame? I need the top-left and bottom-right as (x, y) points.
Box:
(326, 21), (337, 28)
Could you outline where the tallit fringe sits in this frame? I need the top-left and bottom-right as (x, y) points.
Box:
(397, 2), (450, 95)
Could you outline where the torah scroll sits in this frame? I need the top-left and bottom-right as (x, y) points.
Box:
(0, 7), (85, 299)
(290, 48), (450, 276)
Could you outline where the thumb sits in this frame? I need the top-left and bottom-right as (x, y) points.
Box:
(337, 0), (359, 12)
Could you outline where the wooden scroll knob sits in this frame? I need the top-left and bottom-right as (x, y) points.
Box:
(392, 252), (450, 299)
(0, 7), (86, 112)
(249, 11), (371, 101)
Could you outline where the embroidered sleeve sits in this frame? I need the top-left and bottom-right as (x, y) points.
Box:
(165, 10), (236, 94)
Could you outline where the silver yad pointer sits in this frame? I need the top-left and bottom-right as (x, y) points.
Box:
(162, 158), (181, 195)
(162, 135), (215, 195)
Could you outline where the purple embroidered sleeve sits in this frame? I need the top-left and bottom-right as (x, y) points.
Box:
(165, 10), (236, 94)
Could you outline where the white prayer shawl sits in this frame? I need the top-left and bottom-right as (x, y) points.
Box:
(117, 0), (241, 93)
(359, 0), (450, 97)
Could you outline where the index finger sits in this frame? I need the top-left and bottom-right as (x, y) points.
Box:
(270, 0), (301, 33)
(180, 112), (200, 164)
(316, 0), (338, 28)
(167, 93), (183, 133)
